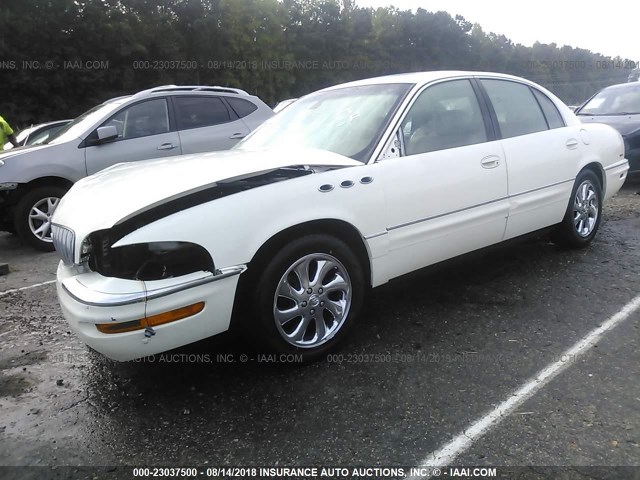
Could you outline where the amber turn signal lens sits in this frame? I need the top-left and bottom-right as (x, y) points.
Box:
(96, 302), (205, 334)
(96, 319), (144, 334)
(145, 302), (205, 327)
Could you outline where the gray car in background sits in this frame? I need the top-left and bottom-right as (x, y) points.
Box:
(0, 85), (273, 250)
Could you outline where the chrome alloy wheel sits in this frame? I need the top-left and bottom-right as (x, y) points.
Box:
(28, 197), (60, 243)
(573, 180), (598, 237)
(273, 253), (352, 348)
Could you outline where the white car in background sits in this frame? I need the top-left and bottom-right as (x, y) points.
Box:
(3, 119), (72, 150)
(52, 71), (628, 362)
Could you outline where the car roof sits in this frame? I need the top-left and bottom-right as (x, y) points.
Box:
(103, 85), (258, 106)
(133, 85), (250, 98)
(321, 70), (538, 90)
(600, 81), (640, 93)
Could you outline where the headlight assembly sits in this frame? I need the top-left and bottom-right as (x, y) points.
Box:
(86, 231), (214, 281)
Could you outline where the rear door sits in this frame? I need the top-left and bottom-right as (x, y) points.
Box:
(84, 98), (181, 175)
(478, 78), (581, 239)
(173, 95), (251, 154)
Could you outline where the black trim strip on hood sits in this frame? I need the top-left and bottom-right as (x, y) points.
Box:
(106, 167), (316, 244)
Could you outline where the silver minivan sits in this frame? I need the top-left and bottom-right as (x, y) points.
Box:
(0, 85), (273, 250)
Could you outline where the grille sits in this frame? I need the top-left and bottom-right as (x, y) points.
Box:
(52, 224), (76, 265)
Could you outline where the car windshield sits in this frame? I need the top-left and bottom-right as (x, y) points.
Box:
(45, 101), (125, 144)
(236, 83), (412, 162)
(578, 86), (640, 115)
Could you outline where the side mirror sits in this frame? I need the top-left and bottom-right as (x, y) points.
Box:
(96, 126), (118, 144)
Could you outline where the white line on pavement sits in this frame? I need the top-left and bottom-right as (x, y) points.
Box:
(0, 279), (56, 297)
(408, 293), (640, 477)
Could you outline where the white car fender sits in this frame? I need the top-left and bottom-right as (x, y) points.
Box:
(112, 163), (389, 283)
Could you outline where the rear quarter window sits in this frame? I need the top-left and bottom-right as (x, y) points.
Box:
(226, 97), (259, 118)
(532, 89), (565, 129)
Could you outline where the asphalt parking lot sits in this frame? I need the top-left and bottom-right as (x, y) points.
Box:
(1, 177), (639, 478)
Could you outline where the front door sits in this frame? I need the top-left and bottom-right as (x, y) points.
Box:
(84, 98), (182, 175)
(378, 79), (509, 280)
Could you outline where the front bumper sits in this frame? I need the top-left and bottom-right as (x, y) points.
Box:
(56, 262), (244, 361)
(0, 187), (18, 231)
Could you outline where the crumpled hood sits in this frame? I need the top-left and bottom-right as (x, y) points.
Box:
(578, 114), (640, 137)
(53, 148), (360, 237)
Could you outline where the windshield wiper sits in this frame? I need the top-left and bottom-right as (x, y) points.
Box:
(576, 112), (599, 116)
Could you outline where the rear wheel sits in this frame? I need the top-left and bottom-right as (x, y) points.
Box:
(14, 186), (67, 251)
(243, 234), (364, 362)
(551, 170), (602, 248)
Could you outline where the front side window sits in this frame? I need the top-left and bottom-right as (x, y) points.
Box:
(174, 96), (231, 130)
(102, 99), (170, 140)
(481, 79), (548, 138)
(401, 79), (488, 156)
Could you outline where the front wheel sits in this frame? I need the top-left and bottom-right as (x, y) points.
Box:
(14, 186), (67, 251)
(551, 170), (602, 248)
(245, 234), (365, 362)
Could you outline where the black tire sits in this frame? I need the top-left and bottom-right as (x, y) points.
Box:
(551, 170), (602, 249)
(14, 185), (67, 252)
(238, 234), (365, 362)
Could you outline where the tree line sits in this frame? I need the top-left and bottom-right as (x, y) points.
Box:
(0, 0), (635, 129)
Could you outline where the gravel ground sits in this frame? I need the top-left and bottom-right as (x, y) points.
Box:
(0, 177), (639, 479)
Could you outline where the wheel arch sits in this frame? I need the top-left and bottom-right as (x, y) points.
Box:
(579, 162), (606, 196)
(3, 176), (73, 216)
(14, 176), (74, 200)
(247, 219), (373, 288)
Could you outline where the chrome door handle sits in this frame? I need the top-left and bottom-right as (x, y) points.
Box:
(480, 155), (501, 169)
(229, 133), (247, 140)
(565, 139), (579, 150)
(157, 143), (178, 150)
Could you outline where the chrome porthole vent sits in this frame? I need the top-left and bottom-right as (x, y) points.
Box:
(319, 184), (334, 192)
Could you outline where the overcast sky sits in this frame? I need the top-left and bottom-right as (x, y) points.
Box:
(357, 0), (639, 61)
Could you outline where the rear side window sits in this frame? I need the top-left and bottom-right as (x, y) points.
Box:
(227, 97), (258, 118)
(532, 89), (565, 129)
(174, 96), (231, 130)
(481, 79), (548, 138)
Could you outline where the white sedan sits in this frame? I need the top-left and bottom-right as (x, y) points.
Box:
(52, 71), (629, 362)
